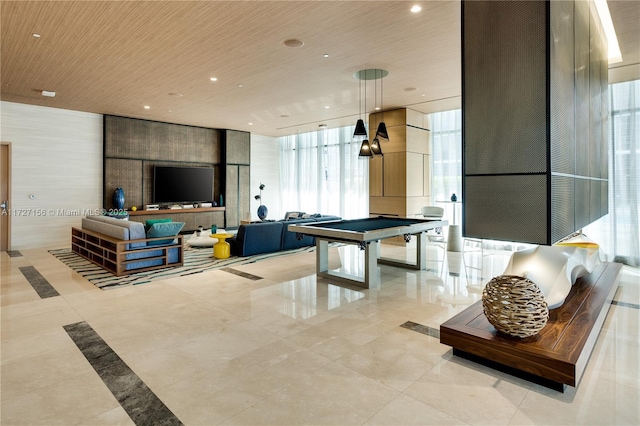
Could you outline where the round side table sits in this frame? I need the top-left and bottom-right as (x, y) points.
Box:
(210, 233), (233, 259)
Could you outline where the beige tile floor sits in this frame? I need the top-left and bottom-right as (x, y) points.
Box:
(1, 242), (639, 425)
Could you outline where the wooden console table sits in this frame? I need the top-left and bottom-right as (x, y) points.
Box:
(440, 262), (622, 391)
(128, 207), (225, 231)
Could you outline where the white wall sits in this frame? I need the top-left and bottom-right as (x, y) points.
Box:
(0, 102), (103, 249)
(250, 134), (281, 221)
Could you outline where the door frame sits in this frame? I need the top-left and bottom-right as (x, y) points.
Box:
(1, 142), (11, 251)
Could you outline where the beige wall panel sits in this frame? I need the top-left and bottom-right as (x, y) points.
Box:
(405, 108), (427, 128)
(369, 109), (407, 128)
(423, 154), (431, 197)
(407, 196), (432, 217)
(369, 156), (383, 197)
(0, 102), (102, 250)
(369, 108), (428, 129)
(225, 130), (251, 165)
(369, 196), (407, 217)
(104, 158), (143, 210)
(406, 127), (430, 155)
(406, 153), (425, 197)
(379, 126), (408, 153)
(382, 153), (406, 197)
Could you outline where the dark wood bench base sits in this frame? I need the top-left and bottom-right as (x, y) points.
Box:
(440, 262), (622, 392)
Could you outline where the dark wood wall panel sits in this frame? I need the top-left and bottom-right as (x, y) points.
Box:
(104, 115), (222, 209)
(225, 129), (250, 165)
(238, 165), (250, 222)
(225, 166), (239, 226)
(222, 129), (250, 228)
(104, 158), (143, 210)
(104, 115), (220, 163)
(103, 115), (247, 228)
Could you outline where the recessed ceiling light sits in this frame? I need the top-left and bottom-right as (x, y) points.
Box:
(283, 38), (304, 48)
(319, 124), (328, 128)
(280, 114), (289, 118)
(375, 106), (381, 111)
(144, 105), (151, 109)
(210, 77), (218, 82)
(404, 87), (417, 92)
(32, 33), (41, 38)
(238, 84), (243, 88)
(41, 90), (55, 97)
(323, 54), (330, 58)
(411, 5), (422, 13)
(324, 106), (330, 109)
(167, 92), (183, 97)
(248, 122), (253, 126)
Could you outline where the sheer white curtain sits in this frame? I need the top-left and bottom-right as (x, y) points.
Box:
(430, 109), (463, 202)
(607, 80), (639, 266)
(279, 126), (368, 219)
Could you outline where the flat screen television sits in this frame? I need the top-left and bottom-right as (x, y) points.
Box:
(153, 166), (214, 204)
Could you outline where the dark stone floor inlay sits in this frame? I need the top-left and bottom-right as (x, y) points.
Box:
(64, 321), (183, 426)
(612, 300), (640, 310)
(401, 321), (440, 339)
(221, 267), (263, 281)
(7, 250), (23, 257)
(19, 266), (59, 298)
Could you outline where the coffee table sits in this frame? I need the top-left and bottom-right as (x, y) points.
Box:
(186, 229), (225, 247)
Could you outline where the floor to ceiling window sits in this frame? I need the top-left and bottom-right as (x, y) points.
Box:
(606, 79), (639, 266)
(278, 126), (368, 219)
(430, 109), (463, 204)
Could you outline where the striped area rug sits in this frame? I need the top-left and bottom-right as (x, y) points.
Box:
(49, 245), (317, 290)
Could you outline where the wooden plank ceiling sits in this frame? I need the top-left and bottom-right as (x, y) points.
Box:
(1, 1), (637, 137)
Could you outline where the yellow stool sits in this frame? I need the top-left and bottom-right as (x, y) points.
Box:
(211, 233), (233, 259)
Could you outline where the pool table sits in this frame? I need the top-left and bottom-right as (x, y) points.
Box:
(288, 216), (448, 288)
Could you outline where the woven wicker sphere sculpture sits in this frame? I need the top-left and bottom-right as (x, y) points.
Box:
(482, 275), (550, 338)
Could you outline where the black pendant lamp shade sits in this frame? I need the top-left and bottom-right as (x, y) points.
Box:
(353, 119), (367, 137)
(370, 138), (383, 156)
(375, 122), (389, 141)
(358, 139), (373, 157)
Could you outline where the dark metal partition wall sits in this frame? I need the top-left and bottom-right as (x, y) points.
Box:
(462, 0), (608, 245)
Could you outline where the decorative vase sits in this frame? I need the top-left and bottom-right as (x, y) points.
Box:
(113, 188), (125, 210)
(257, 205), (268, 221)
(219, 194), (224, 207)
(450, 193), (457, 202)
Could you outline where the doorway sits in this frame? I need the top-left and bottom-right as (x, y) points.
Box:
(1, 142), (11, 251)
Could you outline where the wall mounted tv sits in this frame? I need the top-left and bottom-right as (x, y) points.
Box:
(153, 166), (214, 204)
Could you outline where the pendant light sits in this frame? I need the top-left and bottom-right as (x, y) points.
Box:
(358, 76), (373, 157)
(370, 71), (383, 156)
(353, 77), (367, 138)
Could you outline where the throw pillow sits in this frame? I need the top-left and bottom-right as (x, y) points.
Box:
(146, 222), (184, 246)
(145, 218), (172, 231)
